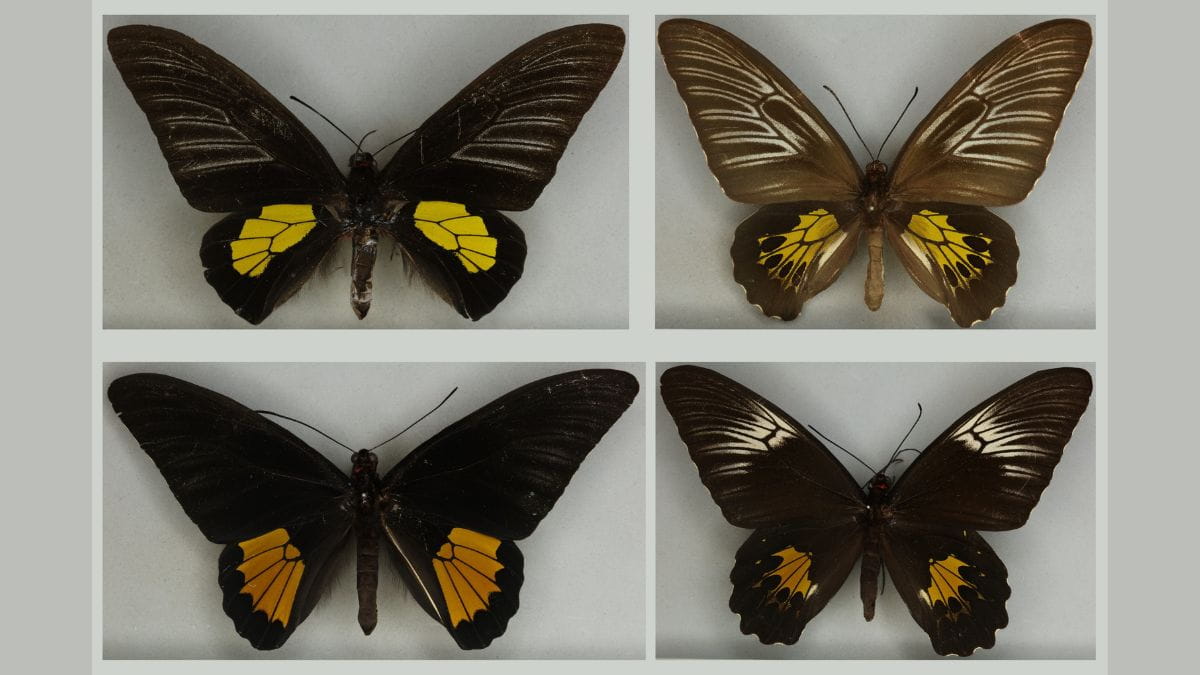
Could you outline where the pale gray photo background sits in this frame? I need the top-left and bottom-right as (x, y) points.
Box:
(102, 363), (645, 658)
(103, 15), (629, 328)
(656, 15), (1096, 329)
(656, 362), (1096, 658)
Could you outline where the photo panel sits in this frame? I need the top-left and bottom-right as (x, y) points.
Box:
(655, 15), (1096, 329)
(102, 362), (645, 658)
(655, 362), (1096, 658)
(103, 15), (629, 328)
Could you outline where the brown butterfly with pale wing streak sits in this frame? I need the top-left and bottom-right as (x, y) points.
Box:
(658, 18), (1092, 326)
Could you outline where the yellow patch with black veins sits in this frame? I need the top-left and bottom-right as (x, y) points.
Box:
(921, 555), (978, 620)
(412, 201), (498, 273)
(235, 528), (305, 627)
(431, 528), (506, 627)
(756, 547), (815, 608)
(756, 209), (844, 290)
(901, 210), (994, 290)
(229, 204), (319, 277)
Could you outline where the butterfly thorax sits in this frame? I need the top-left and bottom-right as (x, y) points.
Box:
(859, 160), (892, 218)
(351, 448), (383, 634)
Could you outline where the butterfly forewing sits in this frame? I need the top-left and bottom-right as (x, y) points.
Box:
(659, 366), (865, 529)
(657, 19), (862, 204)
(379, 24), (625, 211)
(107, 25), (347, 212)
(887, 19), (1093, 206)
(888, 368), (1093, 531)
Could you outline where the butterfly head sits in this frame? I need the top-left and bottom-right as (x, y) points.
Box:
(350, 151), (377, 172)
(351, 448), (379, 476)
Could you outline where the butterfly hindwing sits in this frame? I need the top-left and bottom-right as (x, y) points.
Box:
(730, 523), (863, 645)
(888, 367), (1093, 532)
(882, 527), (1011, 656)
(107, 374), (355, 649)
(888, 19), (1093, 206)
(659, 365), (865, 529)
(199, 204), (348, 324)
(884, 202), (1019, 327)
(657, 19), (862, 203)
(377, 370), (639, 646)
(106, 25), (346, 212)
(730, 202), (863, 320)
(379, 24), (625, 211)
(387, 201), (527, 321)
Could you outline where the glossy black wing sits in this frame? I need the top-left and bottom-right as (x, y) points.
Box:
(888, 368), (1093, 531)
(385, 201), (526, 321)
(107, 25), (346, 212)
(378, 24), (625, 211)
(659, 365), (866, 528)
(881, 527), (1011, 656)
(107, 373), (355, 649)
(730, 522), (863, 645)
(377, 369), (639, 649)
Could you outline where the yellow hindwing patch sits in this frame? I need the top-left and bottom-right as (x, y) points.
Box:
(431, 527), (505, 626)
(900, 210), (994, 290)
(922, 555), (978, 620)
(756, 209), (844, 290)
(236, 528), (306, 627)
(756, 547), (816, 608)
(412, 201), (498, 273)
(229, 204), (319, 277)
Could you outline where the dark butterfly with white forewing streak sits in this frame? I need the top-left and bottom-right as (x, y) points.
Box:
(108, 23), (624, 324)
(658, 19), (1092, 326)
(659, 365), (1092, 655)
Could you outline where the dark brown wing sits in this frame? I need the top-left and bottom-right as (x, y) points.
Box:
(659, 365), (866, 528)
(658, 19), (862, 203)
(884, 202), (1019, 327)
(107, 25), (346, 212)
(888, 367), (1093, 531)
(378, 24), (625, 211)
(888, 19), (1093, 206)
(731, 202), (862, 320)
(881, 527), (1011, 656)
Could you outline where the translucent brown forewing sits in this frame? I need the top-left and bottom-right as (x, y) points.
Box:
(658, 18), (1092, 327)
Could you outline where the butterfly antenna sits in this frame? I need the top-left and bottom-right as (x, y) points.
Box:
(255, 410), (354, 453)
(823, 85), (874, 161)
(808, 424), (878, 475)
(367, 387), (458, 452)
(876, 86), (919, 159)
(356, 130), (378, 153)
(372, 129), (418, 156)
(290, 96), (359, 149)
(885, 402), (923, 468)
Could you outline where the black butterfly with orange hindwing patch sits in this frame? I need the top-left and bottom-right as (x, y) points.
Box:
(659, 366), (1092, 656)
(107, 369), (638, 650)
(107, 23), (624, 324)
(658, 18), (1092, 326)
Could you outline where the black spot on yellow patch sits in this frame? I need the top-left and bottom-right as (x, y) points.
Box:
(922, 555), (978, 621)
(901, 210), (995, 290)
(755, 547), (815, 610)
(755, 209), (844, 291)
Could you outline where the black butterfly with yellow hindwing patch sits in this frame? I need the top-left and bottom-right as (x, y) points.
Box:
(107, 369), (638, 651)
(107, 22), (624, 325)
(659, 365), (1093, 656)
(658, 18), (1092, 326)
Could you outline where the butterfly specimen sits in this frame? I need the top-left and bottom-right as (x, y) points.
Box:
(107, 369), (639, 650)
(107, 22), (624, 324)
(658, 18), (1092, 326)
(659, 365), (1093, 656)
